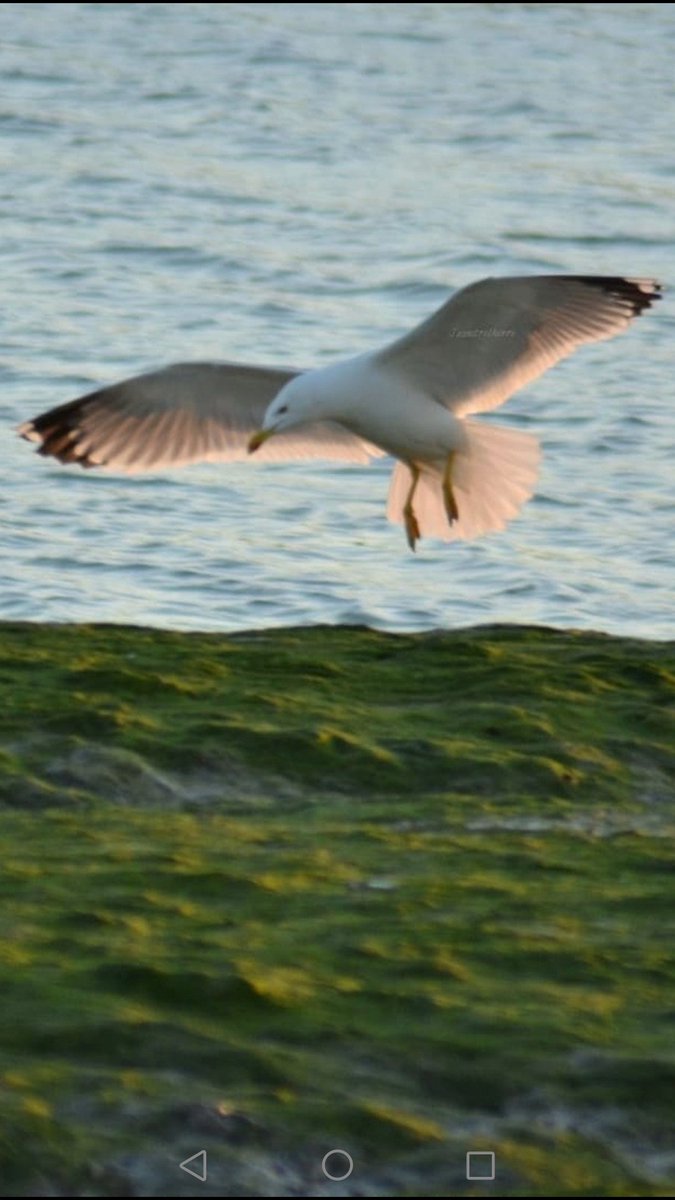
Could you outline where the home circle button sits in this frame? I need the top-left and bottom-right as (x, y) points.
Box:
(321, 1149), (354, 1181)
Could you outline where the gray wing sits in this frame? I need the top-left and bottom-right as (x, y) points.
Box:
(376, 275), (662, 416)
(18, 361), (382, 470)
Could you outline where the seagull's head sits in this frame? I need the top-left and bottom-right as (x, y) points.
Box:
(248, 374), (318, 453)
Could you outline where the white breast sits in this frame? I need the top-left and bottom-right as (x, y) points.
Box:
(310, 352), (465, 463)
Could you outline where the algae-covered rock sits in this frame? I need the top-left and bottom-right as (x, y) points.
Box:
(0, 621), (673, 1196)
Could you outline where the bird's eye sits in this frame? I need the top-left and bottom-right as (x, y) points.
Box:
(278, 404), (288, 415)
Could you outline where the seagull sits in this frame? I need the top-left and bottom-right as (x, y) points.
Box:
(18, 274), (662, 550)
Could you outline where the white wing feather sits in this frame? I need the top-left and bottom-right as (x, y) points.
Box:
(18, 361), (383, 471)
(377, 275), (662, 417)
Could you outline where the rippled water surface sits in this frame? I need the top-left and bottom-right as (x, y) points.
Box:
(2, 2), (674, 636)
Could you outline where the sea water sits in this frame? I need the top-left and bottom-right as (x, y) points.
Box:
(2, 2), (673, 637)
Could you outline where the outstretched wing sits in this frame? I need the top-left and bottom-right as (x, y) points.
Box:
(18, 361), (382, 470)
(377, 275), (662, 416)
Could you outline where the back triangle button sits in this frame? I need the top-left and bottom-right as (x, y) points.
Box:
(179, 1150), (207, 1182)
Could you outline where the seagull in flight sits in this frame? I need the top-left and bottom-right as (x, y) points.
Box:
(18, 274), (662, 550)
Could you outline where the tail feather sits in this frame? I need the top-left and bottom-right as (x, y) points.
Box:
(387, 420), (541, 543)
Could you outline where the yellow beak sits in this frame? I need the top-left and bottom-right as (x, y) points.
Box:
(248, 428), (274, 454)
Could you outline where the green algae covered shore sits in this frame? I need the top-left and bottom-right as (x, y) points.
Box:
(0, 620), (673, 1197)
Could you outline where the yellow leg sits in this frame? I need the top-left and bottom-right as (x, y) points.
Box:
(443, 452), (459, 526)
(403, 463), (421, 552)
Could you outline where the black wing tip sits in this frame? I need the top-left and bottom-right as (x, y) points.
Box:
(570, 275), (663, 316)
(17, 391), (104, 468)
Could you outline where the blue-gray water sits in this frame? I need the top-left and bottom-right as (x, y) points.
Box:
(2, 2), (674, 637)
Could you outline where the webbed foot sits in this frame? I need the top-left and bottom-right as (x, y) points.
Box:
(443, 453), (459, 525)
